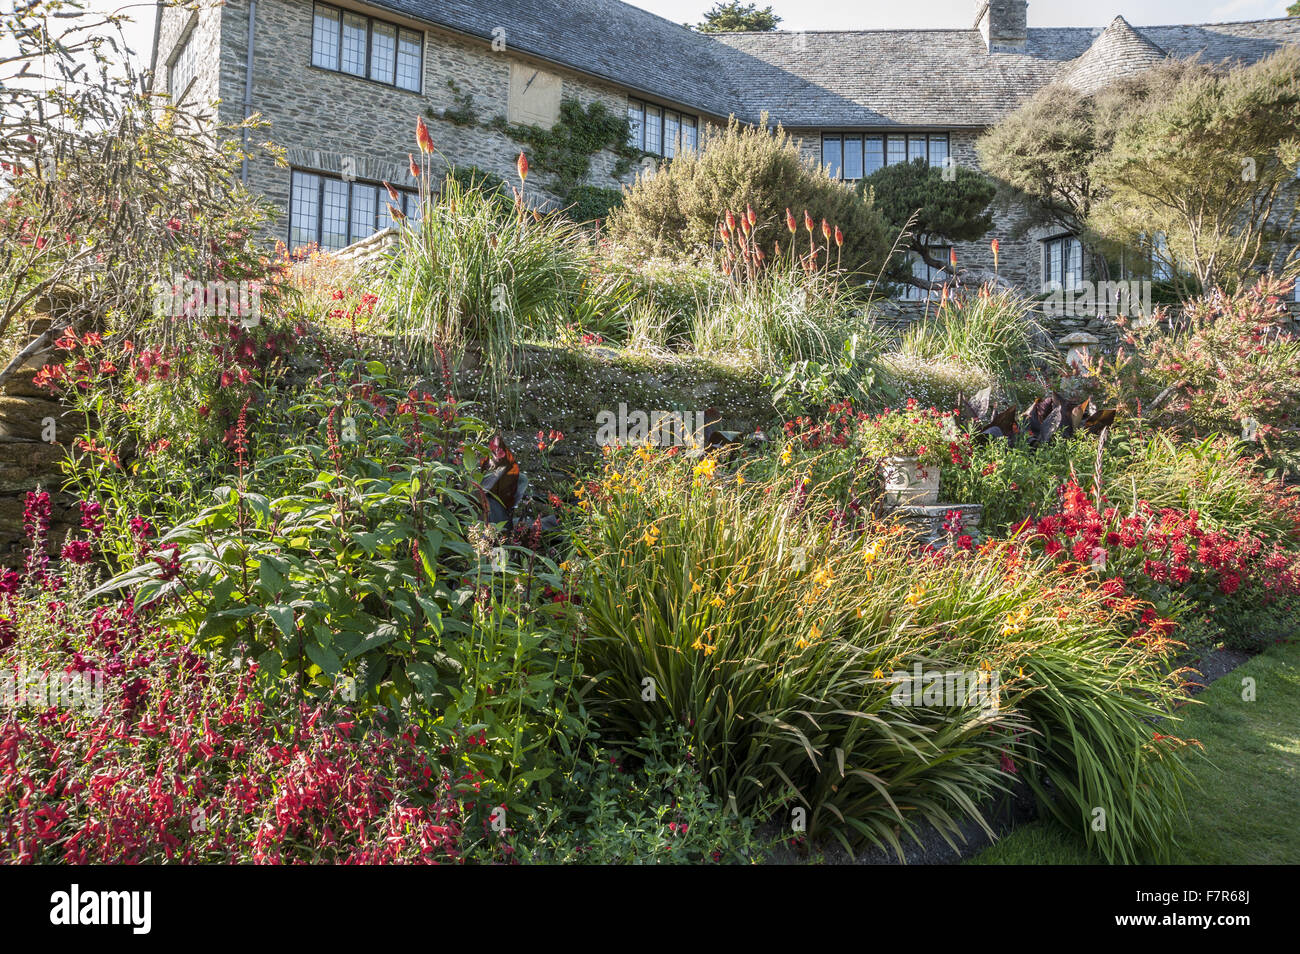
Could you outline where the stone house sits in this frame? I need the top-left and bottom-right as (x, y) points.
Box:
(149, 0), (1300, 310)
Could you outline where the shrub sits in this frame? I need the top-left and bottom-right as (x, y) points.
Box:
(0, 498), (482, 864)
(607, 117), (892, 276)
(0, 1), (272, 387)
(881, 352), (998, 413)
(566, 443), (1194, 861)
(856, 402), (968, 467)
(1095, 278), (1300, 468)
(524, 725), (773, 863)
(1113, 433), (1300, 546)
(691, 263), (862, 369)
(565, 185), (624, 224)
(898, 285), (1054, 380)
(374, 171), (588, 407)
(1028, 479), (1300, 649)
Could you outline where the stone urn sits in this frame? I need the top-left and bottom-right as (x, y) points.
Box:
(882, 456), (941, 506)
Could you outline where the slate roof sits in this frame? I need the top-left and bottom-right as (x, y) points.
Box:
(1056, 16), (1169, 95)
(360, 1), (1300, 128)
(714, 18), (1300, 127)
(361, 0), (743, 119)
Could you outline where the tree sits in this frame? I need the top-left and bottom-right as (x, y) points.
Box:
(860, 159), (995, 292)
(694, 2), (781, 33)
(976, 60), (1207, 282)
(606, 117), (891, 277)
(0, 0), (274, 388)
(1091, 47), (1300, 295)
(1290, 2), (1300, 17)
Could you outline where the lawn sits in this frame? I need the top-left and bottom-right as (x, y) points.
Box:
(969, 637), (1300, 865)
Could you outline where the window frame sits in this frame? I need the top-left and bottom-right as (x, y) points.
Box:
(1042, 234), (1085, 293)
(898, 245), (953, 301)
(627, 97), (699, 157)
(310, 2), (422, 93)
(822, 132), (950, 182)
(168, 26), (198, 102)
(288, 169), (420, 252)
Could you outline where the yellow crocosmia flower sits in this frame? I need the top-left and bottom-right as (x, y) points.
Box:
(736, 475), (745, 486)
(862, 543), (878, 565)
(692, 636), (704, 651)
(636, 444), (653, 462)
(703, 643), (716, 656)
(692, 457), (717, 482)
(642, 525), (660, 545)
(905, 586), (925, 606)
(980, 659), (993, 672)
(795, 637), (809, 649)
(809, 623), (822, 641)
(856, 607), (866, 618)
(865, 568), (873, 582)
(780, 444), (793, 466)
(725, 583), (736, 597)
(691, 581), (702, 594)
(710, 595), (724, 609)
(872, 668), (884, 679)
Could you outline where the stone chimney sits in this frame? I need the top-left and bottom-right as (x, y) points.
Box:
(975, 0), (1028, 51)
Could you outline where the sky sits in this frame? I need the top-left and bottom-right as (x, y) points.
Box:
(90, 0), (1300, 71)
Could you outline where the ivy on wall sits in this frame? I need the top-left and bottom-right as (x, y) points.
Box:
(424, 87), (645, 202)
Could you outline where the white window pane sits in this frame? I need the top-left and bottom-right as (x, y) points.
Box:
(1067, 239), (1083, 290)
(929, 135), (948, 169)
(342, 13), (366, 76)
(644, 106), (661, 155)
(843, 137), (863, 180)
(664, 112), (680, 159)
(322, 178), (349, 250)
(376, 196), (396, 232)
(681, 116), (697, 153)
(404, 191), (422, 225)
(908, 136), (927, 163)
(290, 172), (320, 249)
(627, 102), (644, 149)
(1048, 241), (1063, 290)
(397, 29), (422, 90)
(864, 136), (884, 176)
(370, 22), (396, 84)
(886, 135), (906, 166)
(312, 7), (340, 70)
(822, 135), (842, 179)
(350, 183), (376, 243)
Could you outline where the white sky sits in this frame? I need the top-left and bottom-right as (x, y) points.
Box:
(94, 0), (1300, 71)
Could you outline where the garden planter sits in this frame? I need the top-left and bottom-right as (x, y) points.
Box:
(882, 456), (941, 506)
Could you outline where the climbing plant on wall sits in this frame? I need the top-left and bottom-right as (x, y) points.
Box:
(492, 100), (642, 199)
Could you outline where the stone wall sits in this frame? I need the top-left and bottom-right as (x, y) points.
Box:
(158, 0), (722, 241)
(0, 323), (79, 565)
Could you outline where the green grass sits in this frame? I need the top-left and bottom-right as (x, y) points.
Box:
(968, 637), (1300, 864)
